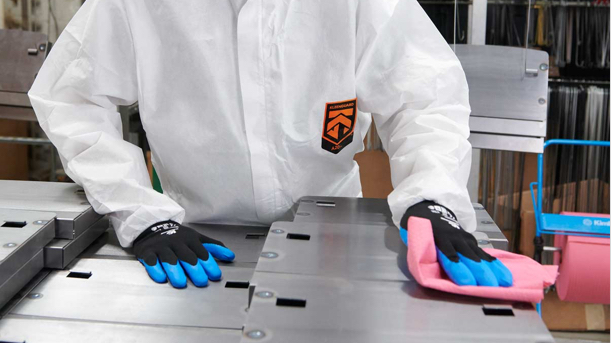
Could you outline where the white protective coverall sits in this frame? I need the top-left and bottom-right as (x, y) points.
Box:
(29, 0), (475, 248)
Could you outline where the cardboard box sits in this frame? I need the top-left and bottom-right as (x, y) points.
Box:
(354, 150), (393, 199)
(542, 289), (610, 332)
(0, 119), (29, 180)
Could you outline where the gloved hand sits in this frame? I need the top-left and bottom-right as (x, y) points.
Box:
(133, 221), (235, 288)
(400, 201), (513, 287)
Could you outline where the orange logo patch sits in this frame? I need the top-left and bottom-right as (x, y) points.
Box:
(321, 98), (357, 154)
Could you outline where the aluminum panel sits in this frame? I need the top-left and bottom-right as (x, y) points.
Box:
(258, 221), (506, 281)
(257, 221), (409, 281)
(0, 105), (36, 121)
(0, 29), (48, 94)
(81, 224), (268, 264)
(470, 117), (547, 137)
(190, 223), (269, 264)
(0, 250), (44, 310)
(473, 204), (509, 250)
(0, 209), (55, 282)
(295, 197), (508, 250)
(469, 133), (544, 154)
(11, 258), (254, 329)
(44, 217), (110, 269)
(0, 180), (102, 239)
(0, 91), (31, 107)
(455, 45), (548, 122)
(294, 196), (393, 225)
(241, 272), (553, 343)
(0, 316), (241, 343)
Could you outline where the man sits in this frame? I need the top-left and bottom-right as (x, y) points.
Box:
(29, 0), (511, 289)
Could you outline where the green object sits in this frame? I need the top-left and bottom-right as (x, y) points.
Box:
(152, 168), (163, 193)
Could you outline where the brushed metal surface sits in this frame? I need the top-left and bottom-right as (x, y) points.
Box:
(257, 221), (409, 281)
(0, 208), (55, 307)
(470, 117), (547, 137)
(242, 272), (554, 343)
(0, 316), (241, 343)
(469, 133), (544, 154)
(294, 196), (393, 225)
(81, 223), (269, 264)
(11, 258), (254, 329)
(294, 197), (508, 250)
(44, 217), (110, 269)
(0, 250), (44, 310)
(0, 180), (102, 239)
(455, 45), (549, 122)
(0, 29), (48, 94)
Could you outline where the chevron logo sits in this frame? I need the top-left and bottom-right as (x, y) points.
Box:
(321, 98), (357, 154)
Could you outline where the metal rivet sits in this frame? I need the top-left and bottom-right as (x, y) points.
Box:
(261, 252), (278, 259)
(481, 220), (494, 225)
(3, 243), (17, 248)
(271, 229), (285, 234)
(539, 63), (549, 71)
(245, 330), (266, 340)
(301, 199), (314, 203)
(33, 220), (47, 225)
(473, 206), (484, 210)
(256, 291), (274, 298)
(538, 98), (546, 105)
(478, 240), (490, 245)
(27, 293), (42, 299)
(296, 212), (310, 216)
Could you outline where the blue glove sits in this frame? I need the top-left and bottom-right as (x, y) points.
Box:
(400, 201), (512, 287)
(133, 221), (235, 288)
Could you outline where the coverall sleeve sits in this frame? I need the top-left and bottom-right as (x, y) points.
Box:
(355, 0), (476, 232)
(28, 0), (185, 247)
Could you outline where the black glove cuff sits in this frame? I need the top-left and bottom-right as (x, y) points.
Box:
(134, 220), (180, 245)
(400, 201), (458, 229)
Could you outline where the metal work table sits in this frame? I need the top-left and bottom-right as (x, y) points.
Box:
(0, 196), (553, 342)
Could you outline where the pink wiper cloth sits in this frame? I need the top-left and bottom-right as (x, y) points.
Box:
(407, 217), (558, 303)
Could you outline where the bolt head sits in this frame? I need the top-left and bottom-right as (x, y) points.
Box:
(538, 98), (546, 105)
(256, 291), (274, 298)
(3, 243), (17, 248)
(271, 229), (284, 234)
(34, 220), (47, 225)
(478, 240), (490, 245)
(245, 330), (266, 339)
(27, 293), (42, 299)
(261, 252), (278, 259)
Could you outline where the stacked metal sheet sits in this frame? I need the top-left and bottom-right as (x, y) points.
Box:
(0, 194), (554, 342)
(0, 181), (110, 312)
(0, 181), (106, 270)
(0, 209), (55, 309)
(241, 197), (553, 343)
(0, 215), (269, 342)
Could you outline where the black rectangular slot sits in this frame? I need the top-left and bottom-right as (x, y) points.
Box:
(276, 298), (306, 308)
(225, 281), (250, 289)
(67, 271), (92, 279)
(286, 233), (310, 241)
(1, 221), (26, 228)
(316, 201), (335, 207)
(245, 233), (266, 239)
(482, 306), (514, 316)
